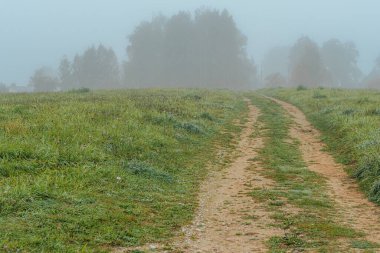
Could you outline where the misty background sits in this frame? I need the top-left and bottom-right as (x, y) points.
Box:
(1, 0), (380, 90)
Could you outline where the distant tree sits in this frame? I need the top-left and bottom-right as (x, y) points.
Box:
(365, 57), (380, 89)
(262, 47), (290, 81)
(29, 67), (59, 92)
(163, 11), (194, 87)
(248, 57), (259, 88)
(9, 83), (17, 92)
(367, 77), (380, 89)
(95, 45), (120, 88)
(289, 37), (329, 87)
(59, 56), (74, 90)
(321, 39), (362, 87)
(125, 16), (167, 87)
(124, 9), (256, 89)
(193, 8), (254, 89)
(265, 73), (287, 88)
(64, 45), (121, 90)
(0, 82), (8, 93)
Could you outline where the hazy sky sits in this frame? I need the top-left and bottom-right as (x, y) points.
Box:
(1, 0), (379, 84)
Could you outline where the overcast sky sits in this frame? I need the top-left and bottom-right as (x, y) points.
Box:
(1, 0), (379, 84)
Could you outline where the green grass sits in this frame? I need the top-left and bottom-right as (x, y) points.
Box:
(0, 89), (245, 252)
(246, 94), (367, 252)
(351, 240), (380, 250)
(261, 88), (380, 205)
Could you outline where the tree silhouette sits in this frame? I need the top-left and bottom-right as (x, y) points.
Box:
(365, 57), (380, 89)
(262, 47), (290, 83)
(58, 45), (120, 90)
(126, 16), (167, 88)
(29, 67), (59, 92)
(124, 9), (256, 89)
(0, 83), (9, 93)
(289, 37), (329, 87)
(321, 39), (362, 87)
(73, 45), (120, 89)
(265, 73), (287, 88)
(59, 56), (74, 90)
(163, 12), (194, 87)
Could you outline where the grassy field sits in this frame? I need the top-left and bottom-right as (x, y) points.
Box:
(3, 87), (379, 252)
(261, 88), (380, 205)
(0, 89), (245, 252)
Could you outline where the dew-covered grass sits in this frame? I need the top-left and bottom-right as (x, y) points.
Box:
(0, 89), (245, 252)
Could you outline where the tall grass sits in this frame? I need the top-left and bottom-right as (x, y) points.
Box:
(0, 89), (244, 252)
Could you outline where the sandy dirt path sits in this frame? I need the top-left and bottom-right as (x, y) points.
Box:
(175, 99), (282, 253)
(272, 97), (380, 244)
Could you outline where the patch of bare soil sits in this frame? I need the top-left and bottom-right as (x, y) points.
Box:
(173, 100), (282, 253)
(272, 98), (380, 244)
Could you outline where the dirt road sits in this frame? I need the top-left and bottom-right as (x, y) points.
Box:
(272, 98), (380, 243)
(177, 100), (282, 252)
(176, 97), (380, 252)
(122, 96), (380, 252)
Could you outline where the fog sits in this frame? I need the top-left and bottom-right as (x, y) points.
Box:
(1, 0), (380, 89)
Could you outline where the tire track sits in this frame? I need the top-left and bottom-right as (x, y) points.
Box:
(272, 97), (380, 244)
(176, 99), (282, 253)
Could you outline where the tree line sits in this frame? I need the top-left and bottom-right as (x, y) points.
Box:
(26, 8), (256, 92)
(263, 37), (379, 89)
(2, 8), (380, 92)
